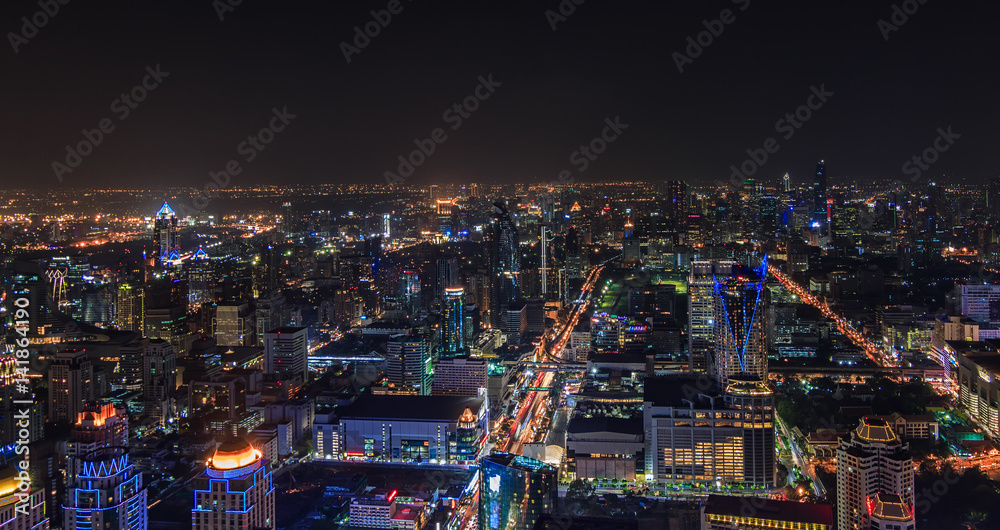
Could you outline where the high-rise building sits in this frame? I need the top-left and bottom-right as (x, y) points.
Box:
(214, 303), (254, 347)
(812, 160), (827, 233)
(115, 282), (145, 332)
(144, 339), (177, 425)
(487, 202), (520, 329)
(386, 335), (431, 395)
(62, 403), (129, 464)
(687, 260), (737, 372)
(153, 202), (179, 268)
(48, 350), (94, 425)
(0, 465), (49, 530)
(666, 180), (688, 219)
(63, 447), (147, 530)
(263, 327), (308, 382)
(837, 417), (914, 530)
(711, 258), (769, 387)
(193, 438), (275, 530)
(432, 357), (487, 397)
(479, 452), (557, 530)
(442, 287), (465, 357)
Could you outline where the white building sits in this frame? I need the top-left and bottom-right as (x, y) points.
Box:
(952, 283), (1000, 322)
(432, 357), (487, 397)
(264, 326), (308, 381)
(836, 418), (914, 530)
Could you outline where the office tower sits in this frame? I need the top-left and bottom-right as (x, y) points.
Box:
(382, 213), (391, 239)
(281, 201), (293, 234)
(666, 180), (688, 219)
(117, 339), (145, 390)
(144, 339), (176, 425)
(153, 202), (179, 267)
(782, 172), (791, 192)
(480, 452), (557, 530)
(812, 160), (827, 231)
(711, 257), (769, 387)
(115, 282), (145, 332)
(48, 350), (94, 425)
(442, 287), (465, 357)
(64, 403), (129, 461)
(487, 202), (520, 329)
(193, 438), (274, 530)
(432, 357), (487, 397)
(63, 447), (147, 530)
(687, 260), (737, 372)
(0, 465), (49, 530)
(214, 302), (254, 347)
(837, 417), (915, 530)
(263, 327), (308, 382)
(436, 257), (459, 296)
(385, 335), (431, 395)
(144, 305), (190, 356)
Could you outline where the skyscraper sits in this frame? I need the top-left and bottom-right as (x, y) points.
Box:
(687, 260), (737, 372)
(837, 417), (915, 530)
(487, 202), (520, 329)
(480, 453), (557, 530)
(63, 447), (147, 530)
(144, 339), (177, 425)
(711, 257), (769, 387)
(153, 202), (179, 267)
(264, 326), (308, 382)
(193, 438), (275, 530)
(812, 160), (827, 232)
(115, 282), (145, 332)
(386, 335), (431, 395)
(442, 287), (465, 357)
(48, 350), (94, 425)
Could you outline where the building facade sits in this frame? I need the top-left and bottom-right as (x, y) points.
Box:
(63, 448), (146, 530)
(263, 326), (308, 382)
(479, 453), (557, 530)
(836, 418), (914, 530)
(192, 438), (275, 530)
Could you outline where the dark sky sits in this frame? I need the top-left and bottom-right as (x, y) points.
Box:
(1, 0), (997, 189)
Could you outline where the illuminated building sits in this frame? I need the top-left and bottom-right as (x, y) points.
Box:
(487, 202), (520, 329)
(0, 465), (49, 530)
(153, 202), (180, 267)
(643, 375), (776, 488)
(836, 417), (914, 530)
(687, 260), (737, 372)
(62, 403), (129, 464)
(479, 452), (557, 530)
(812, 160), (827, 234)
(214, 303), (254, 347)
(385, 335), (431, 396)
(263, 326), (308, 382)
(441, 287), (465, 357)
(115, 282), (145, 332)
(711, 257), (769, 387)
(63, 448), (147, 530)
(868, 492), (915, 530)
(431, 357), (486, 397)
(347, 490), (424, 529)
(701, 494), (833, 530)
(192, 438), (274, 530)
(954, 340), (1000, 435)
(337, 395), (487, 464)
(48, 350), (94, 425)
(143, 339), (176, 425)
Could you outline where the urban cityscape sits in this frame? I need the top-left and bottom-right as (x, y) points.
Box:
(2, 2), (1000, 530)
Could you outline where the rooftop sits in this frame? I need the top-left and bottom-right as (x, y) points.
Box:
(704, 495), (833, 526)
(337, 394), (484, 422)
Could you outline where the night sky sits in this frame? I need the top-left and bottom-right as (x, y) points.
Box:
(1, 0), (997, 189)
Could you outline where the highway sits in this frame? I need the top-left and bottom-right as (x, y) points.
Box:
(768, 265), (897, 367)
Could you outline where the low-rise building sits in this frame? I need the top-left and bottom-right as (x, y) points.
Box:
(701, 494), (833, 530)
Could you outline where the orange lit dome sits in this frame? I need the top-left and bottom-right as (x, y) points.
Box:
(209, 438), (261, 470)
(0, 466), (19, 497)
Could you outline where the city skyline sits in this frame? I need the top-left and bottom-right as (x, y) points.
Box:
(0, 2), (997, 189)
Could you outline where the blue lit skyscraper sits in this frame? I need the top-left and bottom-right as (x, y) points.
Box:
(479, 453), (557, 530)
(63, 447), (146, 530)
(442, 287), (465, 357)
(153, 202), (179, 268)
(711, 256), (769, 387)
